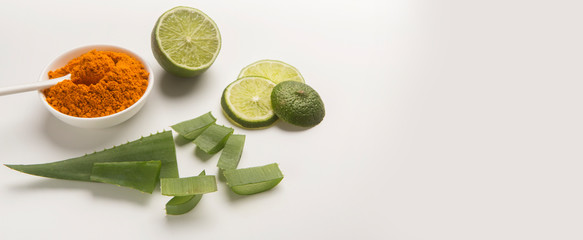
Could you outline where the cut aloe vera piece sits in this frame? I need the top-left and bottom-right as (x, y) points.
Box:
(161, 174), (217, 196)
(193, 124), (234, 154)
(166, 170), (206, 215)
(217, 134), (245, 170)
(166, 194), (203, 215)
(90, 161), (161, 193)
(5, 131), (178, 181)
(171, 112), (217, 140)
(223, 163), (283, 195)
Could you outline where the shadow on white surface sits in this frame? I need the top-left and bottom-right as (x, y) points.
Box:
(173, 134), (192, 146)
(275, 119), (314, 132)
(164, 204), (207, 226)
(8, 178), (152, 206)
(158, 71), (207, 98)
(222, 186), (246, 202)
(42, 112), (131, 150)
(194, 147), (215, 162)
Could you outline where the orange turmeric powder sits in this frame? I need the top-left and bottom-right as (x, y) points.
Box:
(44, 50), (149, 118)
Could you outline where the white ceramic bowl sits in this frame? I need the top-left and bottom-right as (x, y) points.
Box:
(39, 45), (154, 128)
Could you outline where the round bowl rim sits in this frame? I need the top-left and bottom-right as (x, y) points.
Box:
(38, 44), (154, 126)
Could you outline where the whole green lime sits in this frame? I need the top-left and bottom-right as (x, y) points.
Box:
(271, 81), (325, 127)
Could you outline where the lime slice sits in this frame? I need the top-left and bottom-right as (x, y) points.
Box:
(238, 60), (304, 84)
(152, 6), (221, 77)
(221, 76), (278, 128)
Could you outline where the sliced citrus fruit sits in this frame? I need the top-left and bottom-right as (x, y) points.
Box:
(238, 60), (304, 84)
(221, 76), (277, 129)
(152, 6), (221, 77)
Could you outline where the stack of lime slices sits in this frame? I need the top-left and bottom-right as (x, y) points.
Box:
(222, 60), (325, 128)
(221, 60), (305, 128)
(151, 6), (221, 77)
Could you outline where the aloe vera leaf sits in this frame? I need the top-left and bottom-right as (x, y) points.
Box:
(161, 175), (217, 196)
(166, 170), (206, 215)
(217, 134), (245, 170)
(90, 161), (161, 194)
(5, 131), (178, 181)
(193, 124), (234, 154)
(223, 163), (283, 195)
(166, 194), (203, 215)
(171, 112), (217, 140)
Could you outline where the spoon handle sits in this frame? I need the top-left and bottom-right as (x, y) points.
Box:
(0, 75), (69, 96)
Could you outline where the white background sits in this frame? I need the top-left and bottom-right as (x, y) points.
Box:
(0, 0), (582, 239)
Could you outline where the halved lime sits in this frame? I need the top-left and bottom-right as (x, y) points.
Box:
(221, 76), (278, 128)
(152, 6), (221, 77)
(238, 60), (304, 84)
(271, 81), (325, 127)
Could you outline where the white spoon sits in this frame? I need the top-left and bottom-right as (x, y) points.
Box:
(0, 74), (70, 96)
